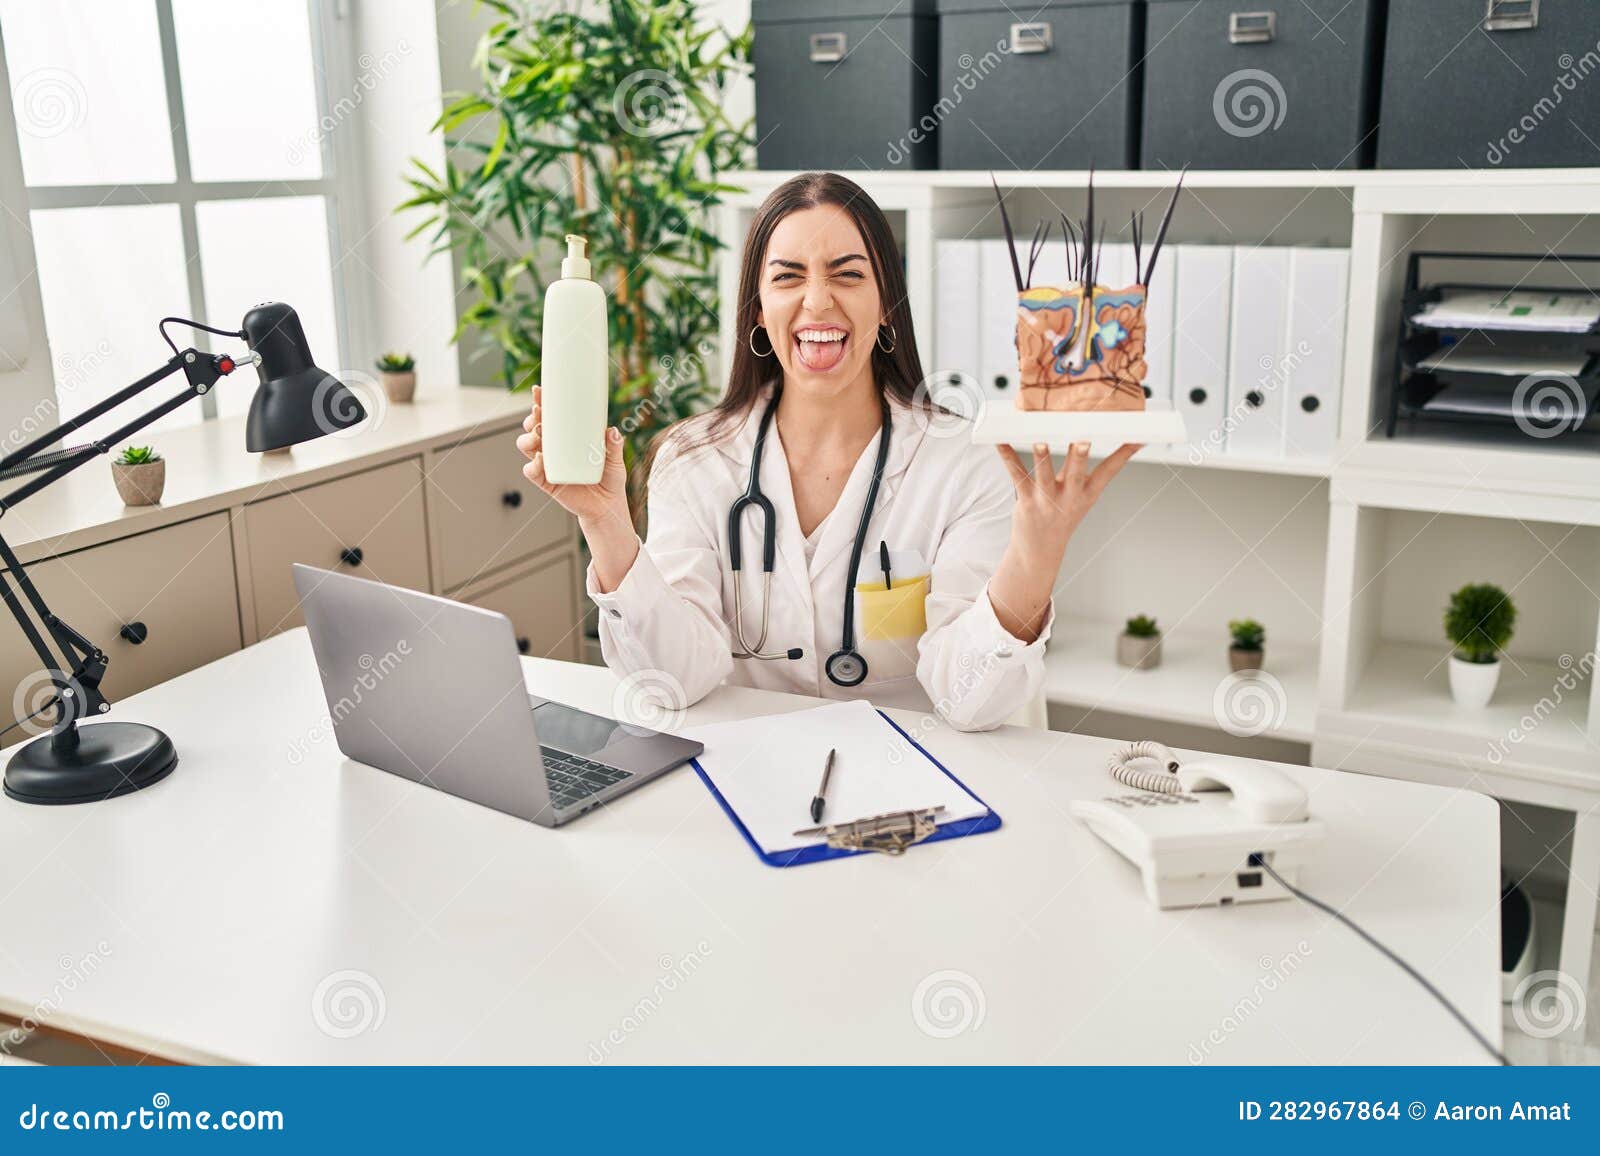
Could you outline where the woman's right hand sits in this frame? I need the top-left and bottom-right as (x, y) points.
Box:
(516, 385), (630, 528)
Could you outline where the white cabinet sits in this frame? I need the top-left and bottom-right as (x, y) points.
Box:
(244, 458), (431, 639)
(426, 426), (573, 592)
(1, 514), (242, 731)
(0, 392), (583, 732)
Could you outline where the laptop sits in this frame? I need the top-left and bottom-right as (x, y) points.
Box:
(292, 564), (703, 827)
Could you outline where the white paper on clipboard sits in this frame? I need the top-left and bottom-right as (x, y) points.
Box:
(680, 699), (986, 857)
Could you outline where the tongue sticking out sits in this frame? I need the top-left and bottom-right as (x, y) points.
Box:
(795, 333), (848, 373)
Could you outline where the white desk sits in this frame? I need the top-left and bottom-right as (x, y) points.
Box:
(0, 629), (1502, 1064)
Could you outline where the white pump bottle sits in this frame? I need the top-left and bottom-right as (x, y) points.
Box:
(539, 234), (608, 485)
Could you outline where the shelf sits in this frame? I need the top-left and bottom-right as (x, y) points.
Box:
(724, 169), (1343, 208)
(1122, 445), (1332, 479)
(0, 387), (531, 565)
(723, 168), (1600, 210)
(1043, 619), (1317, 743)
(1335, 433), (1600, 526)
(716, 164), (1600, 814)
(1321, 641), (1596, 781)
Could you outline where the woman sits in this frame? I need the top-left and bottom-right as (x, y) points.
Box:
(517, 172), (1140, 731)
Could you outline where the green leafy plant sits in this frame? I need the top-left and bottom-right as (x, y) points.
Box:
(376, 352), (416, 373)
(1445, 583), (1515, 664)
(1124, 614), (1159, 638)
(1229, 619), (1265, 651)
(400, 0), (752, 492)
(114, 445), (162, 466)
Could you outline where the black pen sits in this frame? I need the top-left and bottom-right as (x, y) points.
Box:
(810, 748), (836, 824)
(879, 541), (893, 591)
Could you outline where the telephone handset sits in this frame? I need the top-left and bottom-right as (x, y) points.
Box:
(1069, 740), (1325, 909)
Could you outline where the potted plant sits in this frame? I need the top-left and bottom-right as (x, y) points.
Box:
(400, 0), (752, 527)
(111, 445), (165, 506)
(375, 352), (416, 404)
(1117, 614), (1162, 669)
(1228, 619), (1265, 673)
(1445, 583), (1515, 708)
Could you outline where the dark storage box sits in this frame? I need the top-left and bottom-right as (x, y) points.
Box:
(1141, 0), (1385, 170)
(935, 0), (1142, 170)
(753, 0), (938, 170)
(1379, 0), (1600, 169)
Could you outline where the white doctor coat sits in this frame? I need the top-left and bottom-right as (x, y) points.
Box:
(585, 385), (1055, 731)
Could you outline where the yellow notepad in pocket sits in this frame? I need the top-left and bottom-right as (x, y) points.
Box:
(855, 575), (929, 641)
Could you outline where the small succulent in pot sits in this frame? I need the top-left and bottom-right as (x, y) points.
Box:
(375, 351), (416, 403)
(1117, 614), (1162, 670)
(111, 444), (165, 506)
(1228, 618), (1265, 673)
(1444, 583), (1515, 708)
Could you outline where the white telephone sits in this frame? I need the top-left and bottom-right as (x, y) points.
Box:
(1069, 741), (1325, 910)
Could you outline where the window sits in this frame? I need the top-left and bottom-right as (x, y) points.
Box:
(0, 0), (352, 435)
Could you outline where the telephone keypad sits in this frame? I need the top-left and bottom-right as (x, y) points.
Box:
(1100, 792), (1201, 807)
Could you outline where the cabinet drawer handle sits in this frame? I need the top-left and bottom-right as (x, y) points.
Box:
(1483, 0), (1537, 32)
(993, 374), (1009, 391)
(1245, 390), (1265, 408)
(1228, 11), (1276, 44)
(502, 489), (523, 509)
(1009, 22), (1053, 54)
(1189, 387), (1208, 405)
(339, 546), (364, 568)
(119, 621), (149, 645)
(516, 636), (531, 655)
(1300, 394), (1320, 413)
(809, 32), (846, 63)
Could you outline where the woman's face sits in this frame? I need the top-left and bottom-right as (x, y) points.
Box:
(756, 204), (886, 400)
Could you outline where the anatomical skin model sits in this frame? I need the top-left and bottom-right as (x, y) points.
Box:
(1017, 284), (1149, 411)
(992, 173), (1185, 413)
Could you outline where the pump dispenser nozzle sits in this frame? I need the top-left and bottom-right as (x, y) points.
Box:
(561, 234), (591, 280)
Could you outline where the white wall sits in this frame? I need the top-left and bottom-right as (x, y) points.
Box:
(701, 0), (755, 127)
(347, 0), (460, 391)
(0, 23), (56, 455)
(430, 0), (502, 387)
(1057, 466), (1330, 646)
(1373, 510), (1600, 662)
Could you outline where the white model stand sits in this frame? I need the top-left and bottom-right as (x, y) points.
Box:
(969, 403), (1187, 453)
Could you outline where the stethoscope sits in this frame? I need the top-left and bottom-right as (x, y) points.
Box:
(728, 385), (893, 688)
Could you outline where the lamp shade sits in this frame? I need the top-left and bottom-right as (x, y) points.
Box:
(242, 302), (365, 452)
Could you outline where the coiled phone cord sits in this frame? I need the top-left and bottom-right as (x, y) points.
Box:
(1107, 740), (1183, 793)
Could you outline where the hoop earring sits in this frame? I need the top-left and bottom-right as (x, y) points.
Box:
(748, 325), (774, 357)
(876, 324), (897, 354)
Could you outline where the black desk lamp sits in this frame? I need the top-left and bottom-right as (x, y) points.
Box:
(0, 303), (365, 804)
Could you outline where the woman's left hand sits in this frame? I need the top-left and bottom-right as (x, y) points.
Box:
(997, 441), (1142, 567)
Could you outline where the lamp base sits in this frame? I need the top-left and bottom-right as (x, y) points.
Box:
(4, 722), (176, 805)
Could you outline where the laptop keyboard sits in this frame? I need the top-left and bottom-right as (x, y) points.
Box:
(541, 747), (633, 811)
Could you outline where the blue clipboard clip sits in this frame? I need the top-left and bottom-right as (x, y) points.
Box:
(688, 709), (1003, 867)
(792, 804), (947, 856)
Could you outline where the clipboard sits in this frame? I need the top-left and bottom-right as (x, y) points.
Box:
(688, 709), (1002, 868)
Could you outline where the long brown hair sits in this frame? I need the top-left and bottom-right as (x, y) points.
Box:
(633, 172), (930, 521)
